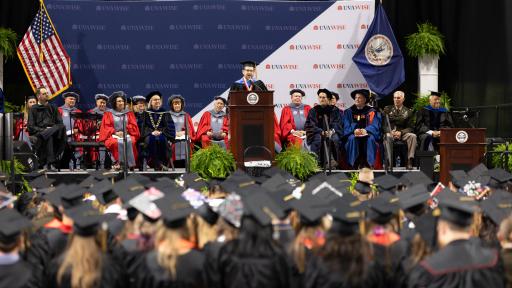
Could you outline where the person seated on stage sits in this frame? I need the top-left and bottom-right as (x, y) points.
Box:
(382, 91), (417, 169)
(27, 86), (67, 170)
(89, 93), (109, 115)
(229, 60), (268, 92)
(142, 91), (175, 171)
(86, 94), (109, 169)
(58, 91), (83, 170)
(280, 89), (311, 149)
(131, 95), (147, 168)
(169, 94), (195, 168)
(15, 95), (38, 149)
(415, 91), (454, 152)
(195, 96), (229, 149)
(98, 91), (140, 171)
(342, 89), (382, 169)
(305, 88), (343, 169)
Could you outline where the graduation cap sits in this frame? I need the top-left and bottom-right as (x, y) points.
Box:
(182, 173), (209, 192)
(94, 94), (109, 101)
(0, 208), (31, 245)
(399, 184), (430, 212)
(414, 212), (438, 249)
(128, 188), (164, 221)
(289, 89), (305, 97)
(217, 193), (244, 228)
(485, 168), (512, 187)
(401, 171), (434, 187)
(350, 89), (370, 100)
(240, 60), (258, 68)
(373, 174), (401, 193)
(330, 202), (363, 236)
(0, 192), (17, 210)
(89, 179), (116, 205)
(437, 190), (478, 227)
(303, 179), (344, 202)
(29, 176), (55, 190)
(155, 193), (194, 228)
(325, 173), (351, 191)
(221, 169), (257, 193)
(354, 180), (373, 195)
(67, 203), (104, 237)
(480, 190), (512, 225)
(261, 173), (291, 192)
(43, 184), (66, 207)
(88, 170), (118, 181)
(131, 95), (146, 103)
(291, 191), (330, 225)
(242, 191), (286, 226)
(449, 170), (469, 188)
(317, 88), (333, 100)
(468, 163), (488, 179)
(429, 91), (441, 97)
(366, 192), (400, 225)
(113, 178), (146, 204)
(60, 184), (87, 209)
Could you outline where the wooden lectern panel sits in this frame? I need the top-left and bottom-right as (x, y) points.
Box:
(228, 91), (274, 166)
(439, 128), (486, 184)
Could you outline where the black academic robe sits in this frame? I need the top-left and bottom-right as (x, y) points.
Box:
(407, 238), (505, 288)
(111, 238), (146, 288)
(304, 255), (385, 288)
(415, 106), (454, 150)
(45, 254), (123, 288)
(218, 239), (291, 288)
(204, 241), (223, 288)
(229, 78), (268, 91)
(304, 105), (343, 163)
(134, 250), (206, 288)
(142, 108), (175, 168)
(0, 258), (34, 288)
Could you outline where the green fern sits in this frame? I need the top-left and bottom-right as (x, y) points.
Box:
(349, 172), (359, 192)
(491, 144), (512, 171)
(405, 23), (445, 58)
(0, 160), (31, 195)
(0, 27), (17, 60)
(5, 101), (21, 113)
(276, 145), (319, 181)
(190, 144), (236, 179)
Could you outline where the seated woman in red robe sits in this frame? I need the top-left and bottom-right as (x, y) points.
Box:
(280, 89), (311, 149)
(99, 91), (140, 171)
(195, 96), (229, 149)
(169, 94), (195, 168)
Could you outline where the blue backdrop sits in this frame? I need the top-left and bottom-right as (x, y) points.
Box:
(45, 0), (332, 114)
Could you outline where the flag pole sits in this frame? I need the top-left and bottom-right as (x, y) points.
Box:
(39, 0), (44, 62)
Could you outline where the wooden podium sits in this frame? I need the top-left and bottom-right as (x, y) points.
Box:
(439, 128), (486, 184)
(228, 91), (275, 166)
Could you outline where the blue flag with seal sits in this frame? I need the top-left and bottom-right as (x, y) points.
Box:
(352, 3), (405, 98)
(0, 88), (4, 113)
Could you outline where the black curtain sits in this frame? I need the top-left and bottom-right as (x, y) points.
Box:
(1, 0), (511, 137)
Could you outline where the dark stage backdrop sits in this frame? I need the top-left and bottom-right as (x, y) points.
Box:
(1, 0), (511, 137)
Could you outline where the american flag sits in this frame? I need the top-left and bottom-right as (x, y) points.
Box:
(17, 3), (71, 98)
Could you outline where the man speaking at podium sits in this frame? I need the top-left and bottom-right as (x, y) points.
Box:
(229, 61), (268, 92)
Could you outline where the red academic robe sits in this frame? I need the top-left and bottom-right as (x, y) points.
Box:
(171, 112), (196, 161)
(274, 113), (282, 148)
(194, 111), (229, 148)
(14, 118), (24, 139)
(98, 111), (140, 166)
(58, 107), (84, 155)
(280, 104), (311, 147)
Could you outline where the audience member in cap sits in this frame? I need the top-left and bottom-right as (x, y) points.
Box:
(230, 60), (268, 92)
(415, 91), (454, 151)
(27, 86), (67, 170)
(0, 209), (34, 288)
(15, 95), (38, 149)
(408, 193), (504, 288)
(382, 90), (417, 169)
(169, 94), (196, 168)
(343, 89), (382, 169)
(142, 91), (175, 170)
(99, 91), (140, 171)
(46, 204), (122, 288)
(304, 88), (343, 169)
(132, 194), (206, 287)
(280, 89), (311, 149)
(195, 96), (229, 149)
(305, 198), (383, 288)
(498, 215), (512, 287)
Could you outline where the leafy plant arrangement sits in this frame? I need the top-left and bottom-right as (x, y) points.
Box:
(190, 144), (236, 180)
(405, 22), (445, 58)
(348, 172), (359, 192)
(5, 101), (21, 113)
(0, 159), (31, 195)
(412, 91), (451, 112)
(490, 143), (512, 171)
(275, 144), (319, 181)
(0, 27), (17, 60)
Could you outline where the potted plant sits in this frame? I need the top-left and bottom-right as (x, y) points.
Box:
(490, 143), (512, 171)
(275, 144), (319, 181)
(190, 144), (236, 180)
(412, 91), (451, 113)
(0, 27), (17, 90)
(405, 23), (445, 95)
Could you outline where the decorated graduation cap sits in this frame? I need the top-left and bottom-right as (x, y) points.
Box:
(317, 88), (333, 100)
(62, 91), (80, 102)
(112, 178), (146, 204)
(303, 179), (345, 203)
(145, 90), (162, 102)
(0, 208), (31, 245)
(94, 94), (109, 101)
(366, 192), (400, 225)
(217, 192), (244, 228)
(350, 89), (370, 100)
(155, 193), (194, 228)
(290, 89), (305, 97)
(181, 172), (209, 192)
(213, 95), (227, 106)
(436, 189), (478, 227)
(240, 60), (258, 69)
(67, 203), (104, 237)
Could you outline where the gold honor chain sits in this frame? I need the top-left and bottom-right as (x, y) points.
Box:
(149, 112), (163, 130)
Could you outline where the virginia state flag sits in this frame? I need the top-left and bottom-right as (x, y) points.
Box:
(0, 88), (4, 113)
(352, 3), (405, 98)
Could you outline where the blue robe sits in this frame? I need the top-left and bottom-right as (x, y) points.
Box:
(343, 105), (381, 167)
(142, 108), (175, 168)
(304, 105), (343, 162)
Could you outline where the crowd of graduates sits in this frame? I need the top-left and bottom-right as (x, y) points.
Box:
(1, 162), (512, 288)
